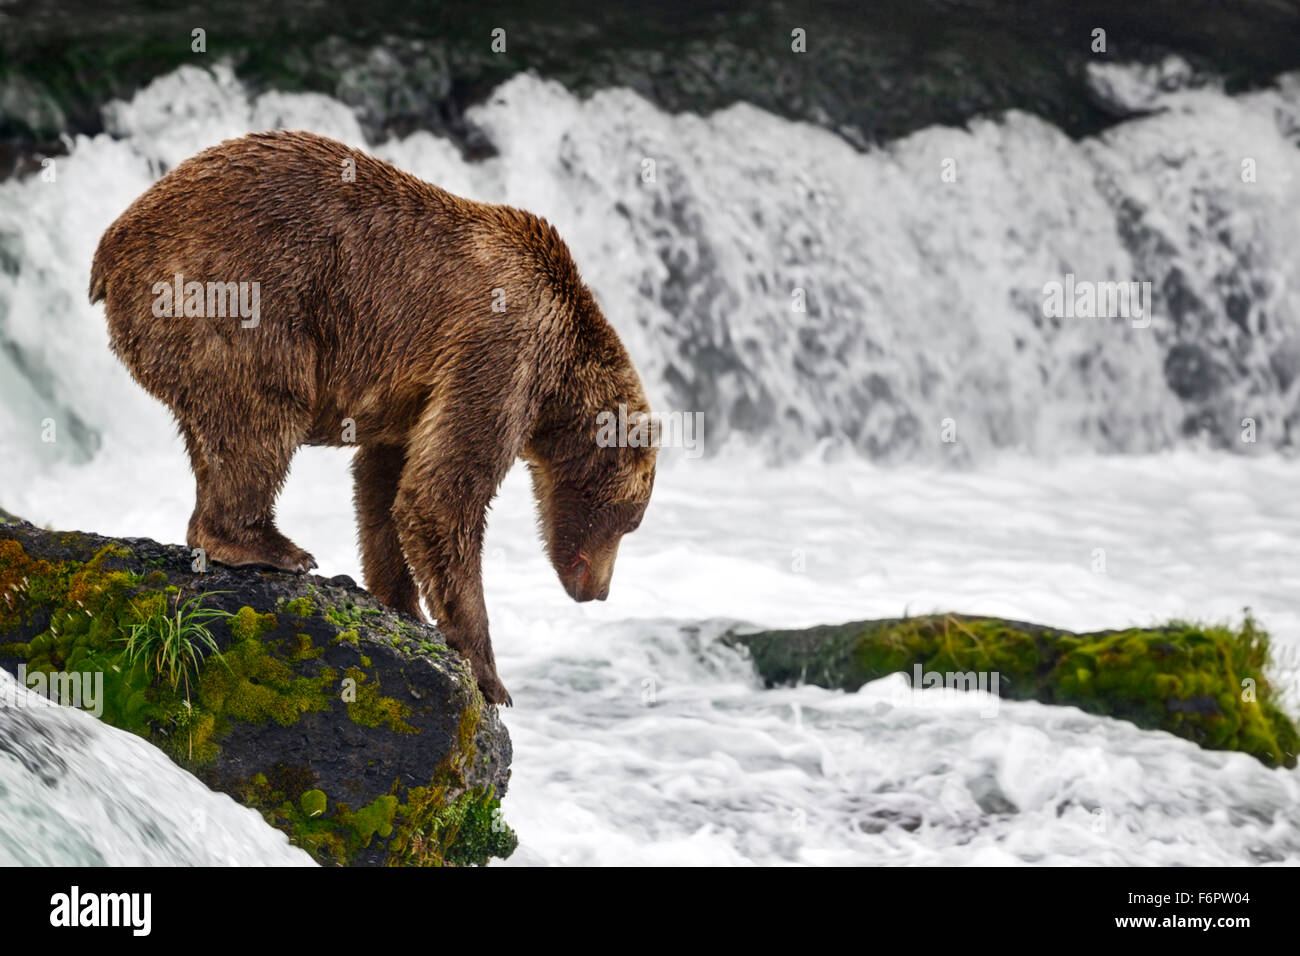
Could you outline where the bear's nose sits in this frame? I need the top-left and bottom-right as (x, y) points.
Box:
(597, 585), (609, 601)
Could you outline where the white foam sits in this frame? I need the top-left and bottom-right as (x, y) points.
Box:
(6, 63), (1300, 473)
(0, 669), (314, 866)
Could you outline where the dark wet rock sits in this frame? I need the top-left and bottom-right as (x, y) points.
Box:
(724, 612), (1299, 767)
(0, 514), (517, 866)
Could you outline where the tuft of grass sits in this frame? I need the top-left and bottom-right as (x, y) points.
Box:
(120, 589), (233, 758)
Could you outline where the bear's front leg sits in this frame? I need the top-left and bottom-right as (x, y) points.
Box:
(392, 375), (534, 706)
(392, 445), (515, 706)
(394, 492), (511, 705)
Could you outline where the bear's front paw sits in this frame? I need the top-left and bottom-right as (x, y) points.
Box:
(274, 541), (317, 573)
(476, 670), (512, 707)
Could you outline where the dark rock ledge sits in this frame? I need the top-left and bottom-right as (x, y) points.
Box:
(0, 508), (517, 866)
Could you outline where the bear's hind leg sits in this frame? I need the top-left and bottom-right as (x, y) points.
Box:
(185, 418), (317, 573)
(352, 443), (424, 619)
(180, 423), (210, 554)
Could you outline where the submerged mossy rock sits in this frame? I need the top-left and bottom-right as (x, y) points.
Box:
(0, 515), (517, 866)
(724, 613), (1299, 768)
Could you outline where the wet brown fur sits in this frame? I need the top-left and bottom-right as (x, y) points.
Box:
(90, 130), (656, 704)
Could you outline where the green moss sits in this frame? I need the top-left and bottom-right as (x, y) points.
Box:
(0, 541), (159, 742)
(1045, 616), (1292, 763)
(0, 538), (138, 636)
(290, 632), (322, 661)
(237, 772), (348, 863)
(439, 788), (519, 867)
(383, 704), (518, 865)
(342, 665), (418, 734)
(197, 629), (335, 737)
(325, 601), (364, 627)
(733, 611), (1299, 768)
(242, 751), (509, 867)
(229, 605), (277, 642)
(300, 789), (327, 818)
(386, 781), (516, 866)
(283, 596), (314, 617)
(342, 794), (399, 845)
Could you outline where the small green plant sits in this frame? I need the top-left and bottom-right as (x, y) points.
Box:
(120, 588), (233, 758)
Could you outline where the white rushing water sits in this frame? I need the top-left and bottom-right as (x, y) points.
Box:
(5, 62), (1300, 472)
(10, 443), (1300, 865)
(1, 63), (1298, 864)
(0, 669), (313, 865)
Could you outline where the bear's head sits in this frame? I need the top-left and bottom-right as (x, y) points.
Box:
(525, 345), (657, 604)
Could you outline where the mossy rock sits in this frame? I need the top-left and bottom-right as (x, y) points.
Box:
(0, 514), (517, 866)
(724, 612), (1299, 768)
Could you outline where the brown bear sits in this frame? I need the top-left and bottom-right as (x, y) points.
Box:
(89, 129), (657, 705)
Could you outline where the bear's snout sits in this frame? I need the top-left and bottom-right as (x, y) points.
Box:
(562, 550), (614, 602)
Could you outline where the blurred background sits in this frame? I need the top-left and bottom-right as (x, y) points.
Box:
(2, 1), (1300, 866)
(4, 0), (1300, 463)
